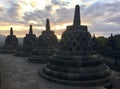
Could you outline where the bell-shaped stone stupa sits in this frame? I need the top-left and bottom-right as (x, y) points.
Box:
(90, 34), (99, 52)
(105, 34), (120, 70)
(40, 5), (113, 87)
(28, 19), (58, 63)
(15, 25), (37, 57)
(0, 27), (18, 53)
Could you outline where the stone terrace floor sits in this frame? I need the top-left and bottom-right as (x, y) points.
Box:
(0, 54), (120, 89)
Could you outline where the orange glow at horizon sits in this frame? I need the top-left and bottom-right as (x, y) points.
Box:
(0, 19), (93, 39)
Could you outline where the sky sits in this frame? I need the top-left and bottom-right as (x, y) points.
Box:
(0, 0), (120, 39)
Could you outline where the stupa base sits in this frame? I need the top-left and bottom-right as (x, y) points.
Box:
(105, 57), (120, 72)
(15, 51), (31, 57)
(28, 56), (48, 64)
(39, 66), (113, 87)
(0, 49), (16, 54)
(27, 49), (54, 64)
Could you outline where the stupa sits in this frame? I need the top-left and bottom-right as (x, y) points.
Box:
(105, 34), (119, 70)
(40, 5), (113, 87)
(0, 27), (18, 53)
(105, 34), (117, 58)
(28, 19), (58, 63)
(90, 34), (100, 53)
(15, 25), (37, 57)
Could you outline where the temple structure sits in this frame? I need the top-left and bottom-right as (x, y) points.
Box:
(15, 25), (37, 57)
(0, 27), (18, 53)
(40, 5), (113, 87)
(28, 19), (58, 63)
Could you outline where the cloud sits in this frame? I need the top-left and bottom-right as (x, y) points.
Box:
(55, 7), (74, 24)
(45, 5), (52, 11)
(0, 0), (120, 38)
(106, 15), (120, 25)
(79, 1), (120, 36)
(51, 0), (69, 6)
(23, 8), (53, 26)
(0, 2), (24, 25)
(7, 3), (21, 20)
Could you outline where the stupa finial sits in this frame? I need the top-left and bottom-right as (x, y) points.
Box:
(10, 27), (13, 35)
(29, 25), (33, 35)
(46, 19), (50, 31)
(73, 5), (81, 25)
